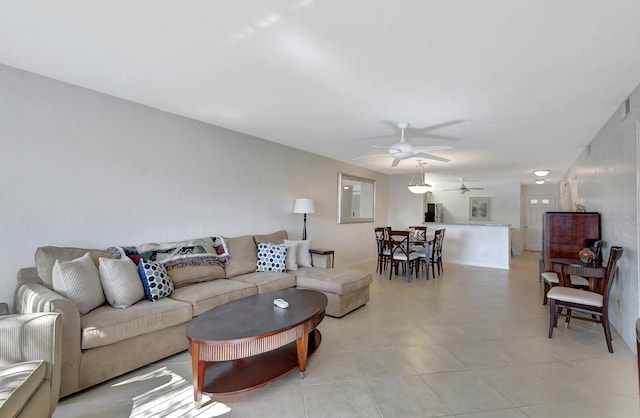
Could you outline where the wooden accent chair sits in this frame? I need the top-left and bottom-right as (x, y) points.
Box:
(541, 239), (603, 305)
(547, 246), (623, 353)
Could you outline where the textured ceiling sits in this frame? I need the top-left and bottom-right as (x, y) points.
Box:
(1, 0), (639, 184)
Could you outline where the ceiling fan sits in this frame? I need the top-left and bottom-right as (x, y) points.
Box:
(443, 177), (485, 194)
(353, 122), (452, 167)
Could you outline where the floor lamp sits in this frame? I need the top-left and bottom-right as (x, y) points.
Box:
(293, 198), (316, 240)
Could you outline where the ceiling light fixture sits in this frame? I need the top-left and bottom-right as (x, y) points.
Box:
(408, 161), (431, 194)
(534, 169), (551, 177)
(535, 179), (545, 185)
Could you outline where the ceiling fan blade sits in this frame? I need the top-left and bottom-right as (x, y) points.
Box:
(442, 188), (461, 191)
(416, 119), (465, 132)
(467, 187), (485, 190)
(407, 133), (461, 141)
(391, 158), (401, 167)
(412, 152), (450, 162)
(350, 154), (390, 161)
(411, 145), (452, 153)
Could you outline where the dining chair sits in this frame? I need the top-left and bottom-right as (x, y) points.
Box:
(541, 239), (603, 305)
(374, 227), (391, 274)
(547, 246), (623, 353)
(387, 230), (421, 282)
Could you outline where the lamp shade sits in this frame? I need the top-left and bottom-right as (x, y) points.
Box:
(293, 198), (316, 214)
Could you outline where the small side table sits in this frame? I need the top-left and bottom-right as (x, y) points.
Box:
(0, 303), (9, 316)
(309, 248), (335, 268)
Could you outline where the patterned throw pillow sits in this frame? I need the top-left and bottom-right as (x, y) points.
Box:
(138, 259), (174, 301)
(256, 243), (287, 273)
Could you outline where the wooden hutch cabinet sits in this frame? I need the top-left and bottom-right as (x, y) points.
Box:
(540, 212), (601, 272)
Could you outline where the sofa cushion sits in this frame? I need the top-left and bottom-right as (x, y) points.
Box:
(52, 253), (106, 315)
(256, 243), (287, 273)
(224, 235), (258, 278)
(284, 242), (298, 271)
(0, 360), (46, 418)
(230, 272), (297, 293)
(295, 267), (372, 295)
(253, 230), (288, 245)
(98, 257), (145, 309)
(138, 260), (174, 301)
(80, 298), (192, 349)
(170, 279), (258, 316)
(167, 264), (226, 288)
(284, 239), (312, 267)
(35, 246), (112, 288)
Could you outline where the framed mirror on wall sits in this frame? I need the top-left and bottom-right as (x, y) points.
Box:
(337, 173), (375, 224)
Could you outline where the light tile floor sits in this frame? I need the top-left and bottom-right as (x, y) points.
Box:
(54, 252), (640, 417)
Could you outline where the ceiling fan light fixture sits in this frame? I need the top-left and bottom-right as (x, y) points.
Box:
(534, 169), (551, 177)
(408, 161), (431, 194)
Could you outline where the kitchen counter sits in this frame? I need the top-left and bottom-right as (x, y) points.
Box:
(423, 223), (511, 269)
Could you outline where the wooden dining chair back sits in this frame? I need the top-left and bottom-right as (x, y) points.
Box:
(387, 230), (421, 282)
(428, 229), (444, 278)
(547, 246), (623, 353)
(409, 226), (427, 242)
(374, 227), (391, 274)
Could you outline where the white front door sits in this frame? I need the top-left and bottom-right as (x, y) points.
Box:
(524, 195), (556, 251)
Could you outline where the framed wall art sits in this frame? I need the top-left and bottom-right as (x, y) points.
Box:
(469, 197), (491, 221)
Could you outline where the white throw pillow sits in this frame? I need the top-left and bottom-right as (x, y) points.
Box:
(284, 239), (312, 267)
(98, 257), (145, 308)
(52, 252), (105, 315)
(284, 242), (298, 271)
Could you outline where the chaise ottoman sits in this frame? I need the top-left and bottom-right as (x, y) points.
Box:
(295, 267), (372, 317)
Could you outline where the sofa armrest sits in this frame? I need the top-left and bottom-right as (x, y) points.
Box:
(0, 312), (62, 415)
(16, 282), (81, 397)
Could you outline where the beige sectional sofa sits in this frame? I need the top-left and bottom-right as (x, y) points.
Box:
(15, 230), (371, 398)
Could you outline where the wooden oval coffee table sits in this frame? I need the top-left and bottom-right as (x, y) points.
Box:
(187, 288), (327, 407)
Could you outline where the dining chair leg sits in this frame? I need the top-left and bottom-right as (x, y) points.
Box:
(543, 281), (550, 305)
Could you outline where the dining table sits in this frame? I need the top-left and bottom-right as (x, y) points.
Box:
(550, 257), (606, 292)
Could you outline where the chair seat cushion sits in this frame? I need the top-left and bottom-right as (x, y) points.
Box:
(541, 272), (559, 284)
(541, 272), (589, 286)
(547, 286), (603, 307)
(569, 275), (589, 286)
(0, 360), (46, 418)
(392, 252), (421, 261)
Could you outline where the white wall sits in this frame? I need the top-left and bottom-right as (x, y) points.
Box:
(387, 175), (522, 253)
(563, 83), (640, 351)
(0, 64), (388, 311)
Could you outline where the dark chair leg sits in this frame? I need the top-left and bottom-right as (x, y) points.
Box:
(603, 317), (614, 353)
(543, 282), (549, 305)
(548, 300), (557, 338)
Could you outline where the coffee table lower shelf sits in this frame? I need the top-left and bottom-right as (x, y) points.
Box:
(201, 329), (321, 395)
